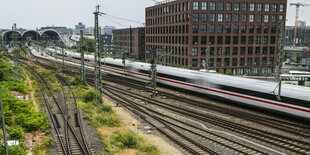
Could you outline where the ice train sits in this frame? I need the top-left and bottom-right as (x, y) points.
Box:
(43, 47), (310, 120)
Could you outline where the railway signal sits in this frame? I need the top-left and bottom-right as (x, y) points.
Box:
(150, 48), (157, 97)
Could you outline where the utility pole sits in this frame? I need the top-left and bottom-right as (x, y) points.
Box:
(0, 86), (9, 155)
(205, 45), (211, 71)
(162, 46), (167, 66)
(12, 24), (19, 68)
(274, 19), (285, 100)
(129, 25), (132, 58)
(150, 48), (157, 97)
(94, 5), (103, 105)
(80, 30), (85, 82)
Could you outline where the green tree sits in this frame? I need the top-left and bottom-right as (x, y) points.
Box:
(284, 52), (288, 61)
(77, 37), (95, 53)
(296, 53), (301, 63)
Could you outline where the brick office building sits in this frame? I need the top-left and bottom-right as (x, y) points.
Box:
(112, 27), (145, 60)
(145, 0), (287, 75)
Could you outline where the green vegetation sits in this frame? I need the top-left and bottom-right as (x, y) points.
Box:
(296, 53), (301, 63)
(40, 70), (56, 83)
(82, 88), (96, 103)
(70, 76), (85, 86)
(33, 136), (53, 155)
(112, 130), (142, 149)
(225, 71), (234, 76)
(0, 55), (50, 154)
(76, 37), (95, 52)
(137, 144), (160, 155)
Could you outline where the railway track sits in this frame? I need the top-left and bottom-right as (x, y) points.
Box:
(19, 59), (92, 155)
(26, 50), (310, 154)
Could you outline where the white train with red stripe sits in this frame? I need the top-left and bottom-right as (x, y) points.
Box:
(45, 48), (310, 120)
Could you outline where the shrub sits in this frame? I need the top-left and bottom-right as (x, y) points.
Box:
(33, 136), (53, 154)
(91, 113), (120, 127)
(138, 144), (160, 155)
(70, 76), (85, 85)
(82, 89), (96, 103)
(0, 81), (27, 94)
(0, 145), (27, 155)
(41, 70), (55, 83)
(54, 86), (60, 92)
(97, 103), (112, 113)
(9, 126), (24, 139)
(112, 130), (142, 149)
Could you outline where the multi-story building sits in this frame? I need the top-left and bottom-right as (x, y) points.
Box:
(103, 26), (116, 35)
(112, 27), (145, 60)
(285, 25), (310, 46)
(146, 0), (287, 75)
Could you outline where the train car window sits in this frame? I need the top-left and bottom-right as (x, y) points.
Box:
(157, 72), (188, 82)
(102, 62), (124, 69)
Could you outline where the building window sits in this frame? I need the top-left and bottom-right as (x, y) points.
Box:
(263, 47), (268, 55)
(233, 36), (238, 44)
(218, 2), (224, 11)
(201, 47), (206, 55)
(255, 57), (260, 65)
(257, 14), (262, 22)
(224, 58), (230, 66)
(264, 15), (269, 23)
(210, 47), (214, 55)
(193, 24), (199, 33)
(192, 59), (198, 67)
(241, 47), (246, 55)
(255, 47), (260, 55)
(210, 2), (216, 11)
(225, 47), (230, 55)
(249, 25), (254, 33)
(227, 2), (232, 11)
(256, 36), (261, 44)
(210, 58), (214, 67)
(242, 14), (247, 22)
(201, 36), (207, 44)
(201, 59), (206, 67)
(193, 36), (198, 45)
(241, 25), (247, 33)
(225, 36), (231, 44)
(209, 25), (215, 33)
(258, 3), (263, 12)
(202, 2), (207, 10)
(242, 2), (247, 11)
(263, 36), (268, 44)
(272, 4), (277, 12)
(192, 48), (198, 56)
(232, 58), (237, 66)
(193, 1), (199, 10)
(248, 36), (254, 44)
(225, 25), (231, 33)
(217, 58), (222, 67)
(218, 14), (223, 22)
(210, 14), (215, 22)
(247, 58), (252, 66)
(240, 58), (245, 66)
(271, 15), (277, 23)
(193, 13), (199, 22)
(270, 36), (276, 44)
(271, 25), (276, 34)
(201, 13), (207, 22)
(233, 47), (238, 55)
(250, 3), (255, 11)
(217, 47), (222, 55)
(217, 25), (223, 34)
(234, 2), (240, 11)
(241, 36), (246, 44)
(279, 15), (284, 22)
(234, 14), (239, 22)
(269, 57), (274, 65)
(270, 47), (275, 54)
(280, 4), (285, 12)
(265, 4), (270, 12)
(248, 47), (253, 55)
(210, 36), (215, 44)
(264, 25), (269, 33)
(233, 25), (239, 34)
(256, 25), (261, 33)
(226, 14), (231, 22)
(249, 15), (254, 22)
(201, 24), (207, 33)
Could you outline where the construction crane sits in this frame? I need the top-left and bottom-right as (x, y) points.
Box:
(290, 3), (310, 45)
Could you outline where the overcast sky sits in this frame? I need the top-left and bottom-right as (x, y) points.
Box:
(0, 0), (309, 29)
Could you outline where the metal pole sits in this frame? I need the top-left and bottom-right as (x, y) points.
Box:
(80, 30), (85, 82)
(151, 48), (157, 97)
(0, 86), (9, 155)
(163, 46), (166, 66)
(62, 46), (64, 71)
(13, 24), (18, 68)
(94, 5), (102, 105)
(275, 19), (285, 100)
(205, 45), (210, 71)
